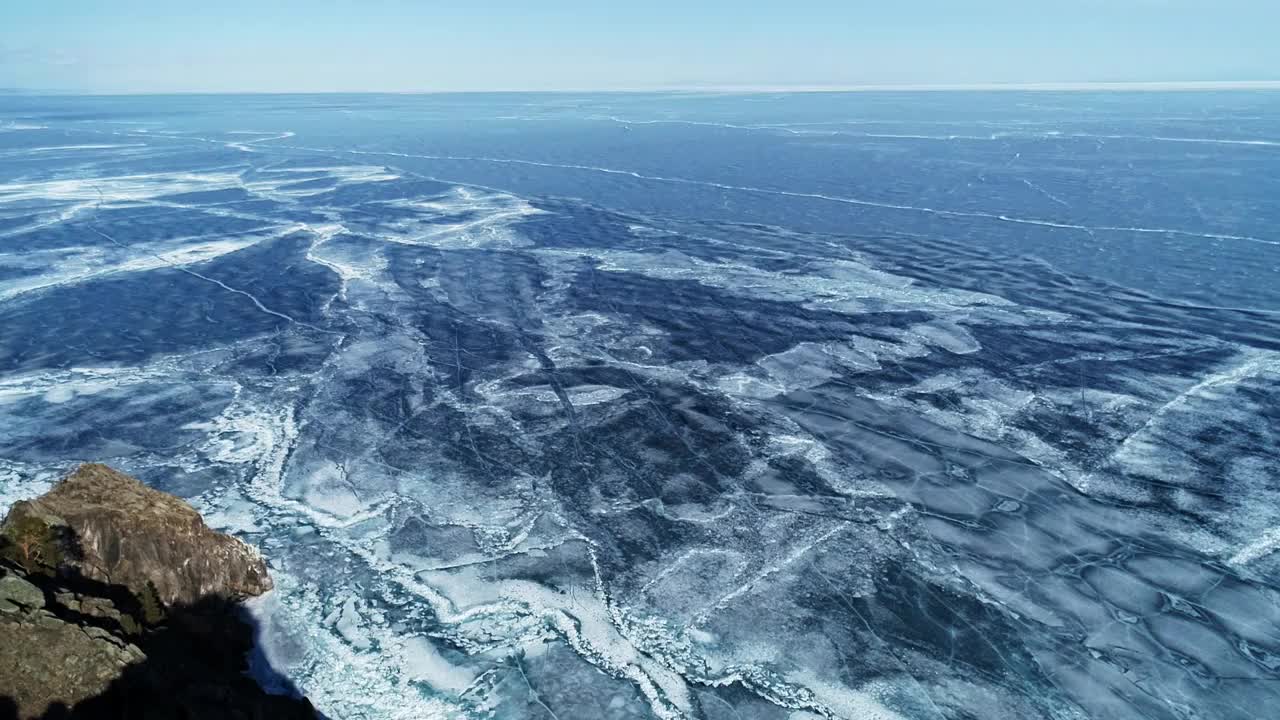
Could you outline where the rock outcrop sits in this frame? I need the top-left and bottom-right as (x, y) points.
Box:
(0, 578), (145, 716)
(0, 464), (315, 720)
(1, 463), (271, 606)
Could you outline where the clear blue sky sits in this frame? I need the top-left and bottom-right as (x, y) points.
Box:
(2, 1), (1278, 93)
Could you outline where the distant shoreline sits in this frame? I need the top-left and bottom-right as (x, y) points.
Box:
(4, 80), (1280, 97)
(660, 80), (1280, 93)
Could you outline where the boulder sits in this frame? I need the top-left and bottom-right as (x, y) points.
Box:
(1, 605), (144, 717)
(0, 464), (315, 719)
(1, 463), (271, 606)
(0, 573), (44, 613)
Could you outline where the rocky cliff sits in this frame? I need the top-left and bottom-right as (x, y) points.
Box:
(0, 464), (316, 720)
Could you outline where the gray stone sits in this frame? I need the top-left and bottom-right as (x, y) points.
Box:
(120, 642), (146, 663)
(0, 573), (45, 610)
(80, 596), (123, 621)
(84, 624), (128, 648)
(0, 604), (139, 716)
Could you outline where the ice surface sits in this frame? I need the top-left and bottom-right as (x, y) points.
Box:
(2, 91), (1279, 719)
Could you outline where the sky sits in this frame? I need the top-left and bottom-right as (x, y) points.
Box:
(2, 1), (1278, 93)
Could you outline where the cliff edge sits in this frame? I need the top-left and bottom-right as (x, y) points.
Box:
(0, 464), (315, 720)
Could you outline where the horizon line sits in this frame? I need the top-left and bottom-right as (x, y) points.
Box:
(5, 80), (1280, 97)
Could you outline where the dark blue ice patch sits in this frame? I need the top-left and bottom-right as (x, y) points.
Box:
(0, 214), (39, 234)
(9, 207), (278, 251)
(568, 265), (924, 364)
(276, 177), (338, 193)
(0, 380), (237, 464)
(296, 177), (454, 208)
(152, 187), (255, 204)
(0, 232), (340, 372)
(516, 199), (653, 251)
(0, 264), (41, 282)
(381, 245), (551, 388)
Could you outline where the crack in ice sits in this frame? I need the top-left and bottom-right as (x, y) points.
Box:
(289, 145), (1278, 247)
